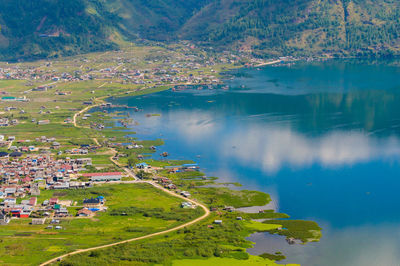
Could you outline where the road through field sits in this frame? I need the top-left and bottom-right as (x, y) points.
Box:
(40, 96), (211, 266)
(39, 182), (210, 266)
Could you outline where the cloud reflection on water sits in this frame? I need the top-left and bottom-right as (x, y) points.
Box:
(220, 125), (400, 173)
(139, 108), (400, 174)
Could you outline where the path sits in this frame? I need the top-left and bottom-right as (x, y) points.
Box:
(92, 138), (100, 146)
(97, 82), (107, 88)
(7, 140), (13, 150)
(255, 59), (281, 67)
(39, 95), (211, 265)
(39, 180), (210, 266)
(73, 105), (95, 128)
(108, 148), (138, 181)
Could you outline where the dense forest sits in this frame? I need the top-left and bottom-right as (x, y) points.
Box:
(0, 0), (120, 60)
(180, 0), (400, 57)
(0, 0), (399, 60)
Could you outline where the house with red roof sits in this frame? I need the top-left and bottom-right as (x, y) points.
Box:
(49, 198), (58, 205)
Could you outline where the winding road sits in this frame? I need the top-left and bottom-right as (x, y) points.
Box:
(40, 181), (210, 266)
(40, 99), (211, 265)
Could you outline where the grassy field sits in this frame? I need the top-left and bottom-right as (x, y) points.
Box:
(0, 183), (202, 266)
(54, 165), (321, 266)
(170, 256), (298, 266)
(55, 205), (300, 266)
(0, 46), (322, 265)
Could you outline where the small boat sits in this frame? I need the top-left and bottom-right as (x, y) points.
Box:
(160, 152), (169, 157)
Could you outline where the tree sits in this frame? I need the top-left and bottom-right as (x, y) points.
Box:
(127, 156), (139, 167)
(136, 170), (151, 180)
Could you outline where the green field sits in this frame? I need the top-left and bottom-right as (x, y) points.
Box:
(170, 256), (298, 266)
(0, 46), (322, 265)
(0, 183), (202, 266)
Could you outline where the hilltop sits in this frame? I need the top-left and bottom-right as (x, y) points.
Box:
(0, 0), (399, 60)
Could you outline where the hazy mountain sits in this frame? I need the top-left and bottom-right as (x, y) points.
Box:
(0, 0), (399, 60)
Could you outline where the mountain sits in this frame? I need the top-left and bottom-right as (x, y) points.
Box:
(105, 0), (211, 40)
(0, 0), (399, 60)
(0, 0), (121, 60)
(179, 0), (400, 57)
(0, 0), (210, 60)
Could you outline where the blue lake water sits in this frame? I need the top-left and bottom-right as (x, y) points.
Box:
(110, 60), (400, 266)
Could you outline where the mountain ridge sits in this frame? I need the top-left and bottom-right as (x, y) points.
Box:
(0, 0), (399, 60)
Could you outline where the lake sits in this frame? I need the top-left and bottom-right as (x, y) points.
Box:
(110, 60), (400, 266)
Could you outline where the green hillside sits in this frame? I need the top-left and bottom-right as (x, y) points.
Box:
(0, 0), (120, 60)
(0, 0), (399, 60)
(104, 0), (211, 40)
(0, 0), (211, 60)
(180, 0), (400, 57)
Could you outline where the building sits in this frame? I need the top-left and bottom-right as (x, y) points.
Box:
(55, 207), (69, 217)
(1, 96), (16, 101)
(19, 210), (32, 218)
(181, 191), (191, 198)
(83, 198), (101, 208)
(4, 188), (16, 196)
(82, 172), (122, 182)
(28, 197), (37, 206)
(77, 208), (94, 217)
(37, 120), (50, 125)
(135, 162), (148, 169)
(49, 198), (59, 205)
(181, 202), (193, 209)
(32, 218), (46, 225)
(30, 185), (40, 196)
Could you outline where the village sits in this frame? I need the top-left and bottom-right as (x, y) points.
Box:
(0, 43), (306, 266)
(0, 131), (201, 228)
(0, 42), (281, 107)
(0, 149), (116, 225)
(0, 48), (230, 96)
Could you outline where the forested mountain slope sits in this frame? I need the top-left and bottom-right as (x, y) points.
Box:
(180, 0), (400, 57)
(105, 0), (211, 40)
(0, 0), (210, 60)
(0, 0), (119, 60)
(0, 0), (399, 60)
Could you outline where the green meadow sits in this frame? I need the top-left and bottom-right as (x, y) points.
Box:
(0, 183), (202, 266)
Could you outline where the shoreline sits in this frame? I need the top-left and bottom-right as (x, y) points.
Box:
(0, 47), (322, 265)
(95, 83), (322, 262)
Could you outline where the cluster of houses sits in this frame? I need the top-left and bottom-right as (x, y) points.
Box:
(0, 196), (35, 221)
(77, 196), (107, 217)
(0, 154), (93, 188)
(0, 147), (115, 225)
(2, 136), (63, 153)
(149, 175), (193, 198)
(0, 135), (12, 147)
(0, 194), (107, 225)
(0, 42), (258, 103)
(0, 118), (19, 127)
(0, 135), (99, 156)
(164, 163), (200, 173)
